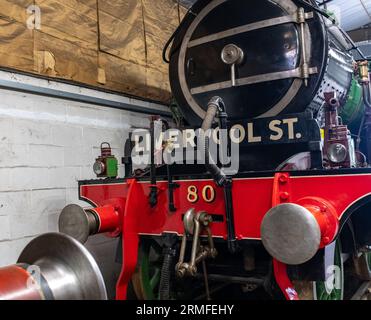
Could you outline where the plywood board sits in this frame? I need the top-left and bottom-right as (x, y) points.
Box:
(0, 18), (34, 72)
(142, 0), (179, 36)
(0, 0), (33, 24)
(34, 31), (98, 86)
(0, 0), (179, 103)
(146, 66), (172, 102)
(98, 10), (146, 66)
(145, 32), (169, 73)
(98, 51), (147, 99)
(98, 0), (142, 25)
(35, 0), (98, 50)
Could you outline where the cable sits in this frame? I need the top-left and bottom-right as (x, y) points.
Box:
(162, 4), (197, 64)
(296, 0), (337, 24)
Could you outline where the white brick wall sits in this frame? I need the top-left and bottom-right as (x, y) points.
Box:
(0, 73), (152, 267)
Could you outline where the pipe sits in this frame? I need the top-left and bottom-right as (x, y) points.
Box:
(200, 96), (227, 187)
(362, 83), (371, 109)
(200, 97), (237, 253)
(362, 83), (371, 162)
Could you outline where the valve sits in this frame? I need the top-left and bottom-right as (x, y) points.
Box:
(221, 44), (244, 87)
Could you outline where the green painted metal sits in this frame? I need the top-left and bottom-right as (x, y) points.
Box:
(106, 157), (118, 178)
(313, 241), (344, 300)
(325, 10), (339, 26)
(139, 241), (162, 300)
(341, 77), (364, 130)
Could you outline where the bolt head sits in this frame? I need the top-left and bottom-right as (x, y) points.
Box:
(279, 174), (289, 184)
(323, 237), (330, 245)
(280, 192), (290, 201)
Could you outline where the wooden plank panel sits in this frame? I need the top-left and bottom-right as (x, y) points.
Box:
(0, 18), (34, 72)
(35, 0), (98, 50)
(34, 31), (98, 86)
(99, 10), (146, 65)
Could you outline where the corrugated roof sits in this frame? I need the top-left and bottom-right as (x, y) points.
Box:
(178, 0), (371, 31)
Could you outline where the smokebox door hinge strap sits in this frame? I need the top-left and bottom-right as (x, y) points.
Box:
(187, 11), (314, 49)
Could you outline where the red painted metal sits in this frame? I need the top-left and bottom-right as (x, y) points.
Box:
(80, 174), (371, 240)
(273, 259), (299, 301)
(90, 198), (125, 238)
(116, 179), (140, 300)
(298, 197), (339, 248)
(79, 172), (371, 300)
(0, 265), (43, 300)
(271, 173), (299, 300)
(81, 180), (227, 239)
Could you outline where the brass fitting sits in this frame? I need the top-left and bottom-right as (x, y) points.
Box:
(359, 61), (370, 83)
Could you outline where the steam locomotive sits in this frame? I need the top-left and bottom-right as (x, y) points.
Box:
(0, 0), (371, 300)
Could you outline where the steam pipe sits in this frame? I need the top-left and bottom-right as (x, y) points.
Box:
(362, 83), (371, 162)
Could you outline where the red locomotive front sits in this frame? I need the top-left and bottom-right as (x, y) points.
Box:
(0, 0), (370, 301)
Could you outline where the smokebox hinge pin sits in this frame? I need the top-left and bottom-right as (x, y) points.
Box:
(297, 8), (314, 87)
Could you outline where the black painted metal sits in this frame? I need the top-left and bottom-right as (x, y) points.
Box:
(169, 0), (353, 126)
